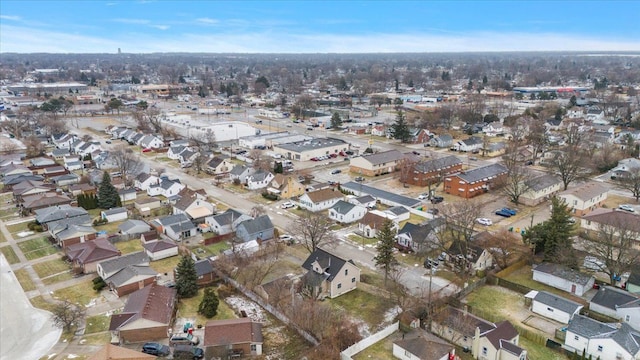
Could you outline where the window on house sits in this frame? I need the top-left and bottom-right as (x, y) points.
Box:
(250, 344), (257, 352)
(574, 335), (579, 341)
(463, 336), (468, 342)
(337, 283), (342, 289)
(547, 307), (554, 312)
(597, 345), (603, 352)
(345, 269), (348, 276)
(482, 347), (488, 356)
(352, 277), (356, 283)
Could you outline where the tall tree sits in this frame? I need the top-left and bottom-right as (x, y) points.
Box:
(500, 144), (535, 205)
(288, 212), (336, 253)
(198, 287), (220, 318)
(523, 197), (576, 266)
(97, 172), (120, 209)
(391, 110), (411, 143)
(373, 219), (398, 286)
(330, 112), (343, 129)
(51, 300), (85, 333)
(175, 256), (198, 298)
(110, 146), (143, 186)
(615, 167), (640, 202)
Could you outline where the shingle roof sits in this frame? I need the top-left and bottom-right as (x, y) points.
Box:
(237, 215), (273, 235)
(353, 195), (376, 205)
(35, 204), (88, 224)
(53, 224), (96, 240)
(483, 321), (520, 354)
(194, 259), (214, 277)
(249, 170), (272, 182)
(330, 200), (356, 215)
(102, 207), (127, 216)
(203, 318), (263, 346)
(143, 240), (177, 253)
(527, 174), (562, 192)
(210, 209), (246, 226)
(414, 155), (463, 173)
(341, 182), (421, 208)
(230, 164), (249, 176)
(590, 287), (640, 311)
(393, 332), (453, 359)
(568, 315), (640, 355)
(454, 163), (508, 184)
(156, 213), (191, 227)
(399, 219), (444, 244)
(559, 182), (608, 201)
(99, 251), (150, 277)
(447, 240), (487, 263)
(358, 212), (388, 228)
(109, 283), (176, 331)
(206, 157), (226, 169)
(301, 248), (356, 282)
(534, 263), (594, 286)
(304, 188), (342, 203)
(387, 206), (409, 216)
(356, 149), (405, 166)
(533, 291), (583, 314)
(107, 265), (158, 287)
(118, 220), (151, 234)
(582, 209), (640, 233)
(65, 238), (120, 264)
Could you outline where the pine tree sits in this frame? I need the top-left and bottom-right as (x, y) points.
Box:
(175, 256), (198, 298)
(198, 287), (220, 318)
(97, 172), (119, 209)
(373, 219), (398, 286)
(391, 111), (411, 143)
(330, 112), (343, 129)
(77, 194), (85, 209)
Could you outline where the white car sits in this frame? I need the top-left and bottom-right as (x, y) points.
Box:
(279, 234), (293, 242)
(476, 218), (493, 226)
(281, 202), (295, 209)
(618, 204), (635, 212)
(418, 194), (429, 200)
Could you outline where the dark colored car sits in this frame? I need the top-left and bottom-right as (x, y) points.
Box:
(495, 209), (513, 217)
(331, 169), (342, 174)
(427, 208), (439, 215)
(174, 345), (204, 359)
(501, 208), (517, 216)
(142, 342), (170, 356)
(430, 196), (444, 204)
(354, 176), (364, 182)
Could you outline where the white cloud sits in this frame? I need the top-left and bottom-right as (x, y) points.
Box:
(112, 18), (149, 25)
(196, 17), (218, 25)
(0, 15), (22, 21)
(1, 24), (639, 53)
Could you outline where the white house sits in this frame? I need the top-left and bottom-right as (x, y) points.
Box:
(520, 174), (563, 206)
(205, 209), (251, 236)
(135, 173), (160, 191)
(528, 290), (583, 324)
(118, 188), (137, 203)
(229, 165), (256, 184)
(298, 188), (343, 212)
(153, 213), (196, 241)
(565, 315), (640, 360)
(147, 179), (185, 198)
(139, 135), (164, 149)
(167, 145), (188, 160)
(617, 299), (640, 332)
(392, 331), (454, 360)
(328, 200), (366, 224)
(101, 207), (128, 222)
(453, 137), (483, 152)
(532, 263), (595, 296)
(590, 286), (640, 329)
(246, 170), (274, 190)
(558, 182), (608, 217)
(143, 240), (178, 261)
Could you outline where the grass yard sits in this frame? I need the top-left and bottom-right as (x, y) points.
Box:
(261, 259), (304, 284)
(52, 279), (96, 306)
(33, 259), (70, 279)
(42, 272), (74, 285)
(191, 241), (232, 258)
(352, 333), (395, 360)
(0, 229), (5, 243)
(1, 245), (20, 264)
(0, 207), (19, 219)
(114, 239), (143, 254)
(17, 237), (58, 260)
(85, 315), (110, 334)
(348, 233), (378, 246)
(150, 255), (181, 274)
(603, 193), (634, 209)
(502, 265), (586, 305)
(95, 220), (124, 234)
(398, 212), (429, 229)
(464, 285), (524, 324)
(14, 268), (37, 292)
(87, 209), (102, 219)
(30, 295), (56, 312)
(177, 288), (237, 327)
(520, 337), (569, 360)
(6, 221), (30, 234)
(330, 288), (392, 330)
(80, 333), (110, 346)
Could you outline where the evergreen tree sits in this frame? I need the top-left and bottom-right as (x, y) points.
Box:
(198, 287), (220, 318)
(98, 172), (119, 209)
(330, 112), (343, 129)
(373, 219), (398, 286)
(523, 197), (576, 266)
(175, 256), (198, 298)
(77, 194), (85, 209)
(569, 95), (577, 107)
(391, 111), (411, 143)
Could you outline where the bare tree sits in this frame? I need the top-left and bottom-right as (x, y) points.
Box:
(190, 129), (217, 153)
(110, 146), (144, 185)
(0, 141), (19, 155)
(248, 149), (272, 172)
(249, 205), (266, 218)
(546, 149), (591, 190)
(133, 107), (164, 132)
(615, 167), (640, 202)
(51, 300), (85, 333)
(583, 216), (640, 285)
(292, 94), (316, 119)
(24, 135), (46, 157)
(289, 212), (337, 253)
(500, 145), (535, 205)
(475, 229), (529, 269)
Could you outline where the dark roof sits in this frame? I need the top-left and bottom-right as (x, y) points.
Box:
(454, 163), (508, 184)
(98, 251), (149, 277)
(533, 291), (583, 314)
(567, 314), (617, 338)
(143, 240), (177, 253)
(156, 213), (192, 227)
(194, 259), (214, 277)
(109, 283), (176, 331)
(568, 315), (640, 355)
(237, 215), (274, 235)
(301, 248), (356, 282)
(210, 209), (246, 226)
(461, 137), (483, 146)
(447, 240), (487, 263)
(358, 212), (388, 228)
(353, 195), (376, 204)
(204, 318), (263, 346)
(206, 157), (226, 169)
(65, 238), (120, 264)
(230, 164), (250, 176)
(393, 331), (453, 359)
(330, 200), (356, 215)
(483, 321), (519, 350)
(356, 149), (405, 166)
(341, 182), (421, 208)
(414, 155), (463, 173)
(398, 218), (444, 244)
(534, 263), (594, 286)
(35, 204), (88, 224)
(387, 206), (409, 216)
(629, 272), (640, 286)
(107, 265), (157, 287)
(527, 174), (562, 192)
(590, 287), (640, 311)
(3, 174), (44, 186)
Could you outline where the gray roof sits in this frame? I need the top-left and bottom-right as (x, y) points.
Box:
(102, 207), (127, 216)
(341, 182), (421, 208)
(276, 137), (347, 153)
(143, 240), (177, 253)
(52, 148), (71, 156)
(387, 206), (409, 216)
(118, 219), (151, 234)
(107, 265), (158, 287)
(48, 215), (92, 233)
(35, 205), (88, 224)
(136, 172), (153, 183)
(534, 263), (594, 286)
(527, 174), (562, 192)
(330, 200), (356, 215)
(461, 137), (483, 146)
(237, 215), (273, 235)
(355, 149), (405, 166)
(230, 165), (250, 176)
(195, 259), (214, 277)
(206, 157), (226, 169)
(170, 145), (186, 154)
(434, 134), (453, 142)
(399, 218), (445, 244)
(354, 195), (376, 204)
(210, 209), (246, 226)
(590, 287), (640, 311)
(533, 291), (583, 314)
(54, 224), (96, 240)
(3, 174), (44, 186)
(169, 221), (196, 234)
(98, 251), (150, 277)
(414, 155), (463, 173)
(455, 163), (508, 184)
(568, 315), (640, 355)
(301, 248), (356, 282)
(156, 213), (192, 227)
(250, 170), (272, 182)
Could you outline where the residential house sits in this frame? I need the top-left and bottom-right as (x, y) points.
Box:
(558, 182), (608, 217)
(205, 209), (252, 236)
(143, 240), (178, 261)
(358, 212), (393, 238)
(532, 262), (595, 296)
(406, 155), (463, 187)
(483, 141), (506, 157)
(65, 238), (120, 274)
(245, 170), (274, 190)
(152, 213), (196, 241)
(97, 251), (150, 280)
(35, 205), (89, 229)
(69, 183), (96, 197)
(429, 134), (454, 148)
(301, 248), (360, 299)
(586, 108), (606, 122)
(50, 223), (97, 248)
(611, 158), (640, 179)
(172, 190), (215, 221)
(134, 173), (159, 191)
(396, 219), (445, 253)
(453, 137), (483, 152)
(472, 320), (526, 360)
(328, 200), (367, 224)
(349, 195), (377, 209)
(447, 240), (494, 273)
(580, 209), (640, 240)
(101, 207), (128, 222)
(412, 128), (433, 144)
(50, 173), (80, 187)
(109, 283), (177, 343)
(50, 148), (71, 160)
(298, 188), (343, 212)
(520, 174), (563, 206)
(167, 145), (187, 160)
(102, 261), (157, 297)
(51, 133), (76, 149)
(139, 135), (164, 149)
(118, 220), (151, 236)
(76, 142), (101, 157)
(140, 230), (159, 244)
(628, 272), (640, 295)
(12, 180), (55, 202)
(194, 259), (217, 287)
(565, 315), (640, 360)
(205, 157), (231, 175)
(229, 165), (256, 184)
(349, 150), (406, 176)
(147, 178), (185, 198)
(203, 318), (263, 359)
(482, 123), (505, 137)
(118, 188), (137, 203)
(134, 197), (162, 215)
(444, 163), (508, 199)
(267, 174), (305, 199)
(30, 157), (56, 167)
(87, 344), (155, 360)
(2, 174), (44, 188)
(178, 149), (198, 166)
(235, 215), (275, 243)
(22, 191), (72, 212)
(385, 206), (411, 222)
(64, 159), (83, 171)
(0, 164), (32, 178)
(528, 290), (583, 324)
(371, 125), (386, 137)
(392, 330), (455, 360)
(590, 287), (640, 326)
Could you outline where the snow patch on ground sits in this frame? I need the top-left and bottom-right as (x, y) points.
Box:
(224, 296), (268, 323)
(384, 305), (402, 323)
(354, 318), (371, 338)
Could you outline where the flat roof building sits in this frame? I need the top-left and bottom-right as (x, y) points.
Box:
(273, 137), (349, 161)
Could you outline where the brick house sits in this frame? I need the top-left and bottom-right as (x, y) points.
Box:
(444, 164), (507, 199)
(203, 318), (263, 359)
(349, 150), (406, 176)
(405, 155), (463, 187)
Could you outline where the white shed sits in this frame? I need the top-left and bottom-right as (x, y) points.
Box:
(529, 290), (583, 324)
(101, 207), (128, 222)
(143, 240), (178, 261)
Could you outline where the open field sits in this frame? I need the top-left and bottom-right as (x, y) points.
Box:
(17, 237), (59, 260)
(0, 245), (20, 264)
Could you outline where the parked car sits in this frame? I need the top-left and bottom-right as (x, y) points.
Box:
(424, 258), (439, 269)
(418, 194), (429, 200)
(476, 218), (493, 226)
(105, 140), (111, 144)
(142, 342), (170, 356)
(173, 345), (204, 359)
(430, 196), (444, 204)
(618, 204), (635, 212)
(330, 169), (342, 174)
(169, 334), (200, 346)
(281, 202), (295, 209)
(437, 252), (447, 262)
(355, 176), (365, 182)
(427, 208), (439, 215)
(412, 151), (420, 155)
(495, 209), (513, 217)
(501, 208), (517, 216)
(142, 148), (152, 153)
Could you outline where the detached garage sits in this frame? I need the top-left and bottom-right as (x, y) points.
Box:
(101, 207), (128, 222)
(527, 290), (583, 324)
(143, 240), (178, 261)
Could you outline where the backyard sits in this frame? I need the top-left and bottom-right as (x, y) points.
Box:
(114, 239), (143, 254)
(176, 287), (237, 327)
(329, 288), (393, 331)
(17, 237), (59, 260)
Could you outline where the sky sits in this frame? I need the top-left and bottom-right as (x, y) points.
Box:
(1, 1), (640, 53)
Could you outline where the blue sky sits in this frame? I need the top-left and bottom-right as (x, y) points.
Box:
(1, 1), (639, 53)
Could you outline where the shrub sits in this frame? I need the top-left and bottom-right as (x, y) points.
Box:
(261, 192), (278, 201)
(232, 178), (241, 186)
(92, 277), (107, 292)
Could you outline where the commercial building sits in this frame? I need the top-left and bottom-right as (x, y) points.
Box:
(273, 137), (349, 161)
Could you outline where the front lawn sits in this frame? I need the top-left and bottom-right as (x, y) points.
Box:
(177, 288), (237, 327)
(6, 221), (31, 235)
(30, 295), (56, 312)
(0, 245), (20, 264)
(348, 233), (378, 246)
(17, 237), (58, 260)
(114, 239), (143, 254)
(52, 279), (96, 306)
(85, 315), (110, 334)
(80, 333), (111, 346)
(329, 288), (392, 330)
(14, 268), (37, 292)
(33, 258), (70, 279)
(42, 272), (74, 285)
